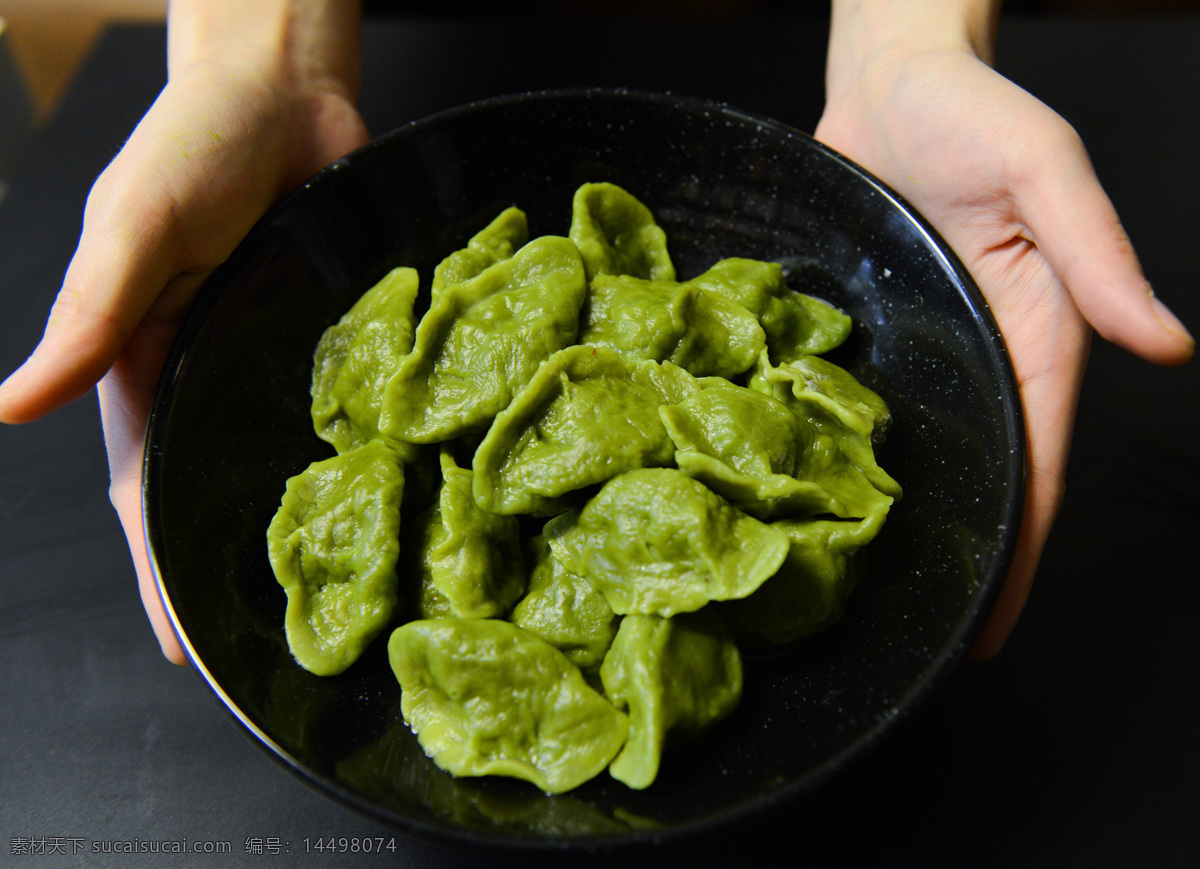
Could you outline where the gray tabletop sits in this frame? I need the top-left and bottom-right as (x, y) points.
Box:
(2, 15), (1197, 868)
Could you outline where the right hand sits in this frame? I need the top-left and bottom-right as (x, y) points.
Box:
(814, 0), (1193, 660)
(0, 0), (370, 663)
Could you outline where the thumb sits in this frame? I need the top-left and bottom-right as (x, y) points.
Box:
(1013, 121), (1193, 366)
(0, 71), (299, 426)
(0, 174), (206, 424)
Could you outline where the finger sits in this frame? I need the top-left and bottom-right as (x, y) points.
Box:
(969, 452), (1064, 661)
(99, 364), (187, 666)
(110, 469), (188, 666)
(96, 289), (194, 665)
(0, 70), (293, 426)
(1012, 120), (1194, 366)
(0, 140), (209, 425)
(968, 283), (1091, 660)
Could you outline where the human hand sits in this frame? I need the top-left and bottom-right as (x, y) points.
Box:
(815, 0), (1194, 660)
(0, 0), (369, 664)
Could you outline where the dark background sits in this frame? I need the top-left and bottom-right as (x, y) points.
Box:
(1, 12), (1197, 868)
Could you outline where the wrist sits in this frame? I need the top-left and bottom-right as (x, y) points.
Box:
(166, 0), (361, 97)
(825, 0), (999, 101)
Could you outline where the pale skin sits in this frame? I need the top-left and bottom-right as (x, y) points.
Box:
(0, 0), (1191, 665)
(819, 0), (1192, 657)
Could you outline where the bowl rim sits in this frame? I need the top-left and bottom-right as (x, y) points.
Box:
(141, 86), (1026, 851)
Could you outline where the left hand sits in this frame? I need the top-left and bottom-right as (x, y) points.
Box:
(0, 0), (370, 664)
(815, 2), (1193, 659)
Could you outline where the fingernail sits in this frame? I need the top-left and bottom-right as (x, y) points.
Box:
(1149, 291), (1195, 345)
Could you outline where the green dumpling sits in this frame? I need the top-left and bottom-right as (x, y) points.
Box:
(310, 266), (421, 455)
(749, 352), (902, 500)
(687, 257), (851, 360)
(509, 535), (618, 671)
(414, 449), (526, 620)
(472, 345), (700, 516)
(660, 378), (895, 521)
(600, 610), (742, 790)
(431, 206), (529, 300)
(379, 235), (587, 443)
(274, 181), (903, 796)
(388, 618), (629, 794)
(569, 182), (675, 282)
(266, 441), (404, 676)
(720, 513), (887, 649)
(545, 468), (790, 617)
(579, 273), (765, 378)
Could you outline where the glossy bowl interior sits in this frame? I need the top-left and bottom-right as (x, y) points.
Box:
(143, 89), (1024, 850)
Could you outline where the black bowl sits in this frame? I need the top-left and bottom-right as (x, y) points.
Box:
(143, 89), (1024, 850)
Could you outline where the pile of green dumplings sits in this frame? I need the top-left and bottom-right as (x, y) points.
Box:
(266, 182), (902, 794)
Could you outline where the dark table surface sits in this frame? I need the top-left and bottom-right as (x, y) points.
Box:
(2, 15), (1197, 869)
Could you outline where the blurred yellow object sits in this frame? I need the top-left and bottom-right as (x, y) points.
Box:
(1, 15), (34, 193)
(0, 0), (165, 124)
